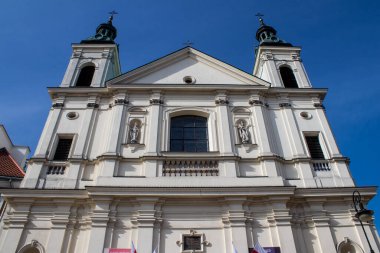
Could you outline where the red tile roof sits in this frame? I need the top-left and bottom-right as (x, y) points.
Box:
(0, 148), (25, 178)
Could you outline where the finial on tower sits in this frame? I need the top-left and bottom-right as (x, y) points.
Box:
(255, 13), (265, 26)
(183, 40), (194, 47)
(81, 12), (118, 44)
(254, 15), (292, 47)
(108, 11), (118, 23)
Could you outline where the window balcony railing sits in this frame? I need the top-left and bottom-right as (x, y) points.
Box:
(46, 162), (66, 175)
(312, 160), (330, 171)
(163, 160), (219, 176)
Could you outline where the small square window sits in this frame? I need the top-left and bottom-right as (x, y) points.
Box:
(183, 235), (202, 251)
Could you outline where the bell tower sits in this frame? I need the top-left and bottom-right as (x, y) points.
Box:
(253, 17), (312, 88)
(60, 13), (121, 88)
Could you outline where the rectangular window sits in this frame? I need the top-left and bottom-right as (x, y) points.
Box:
(305, 135), (325, 159)
(53, 137), (73, 160)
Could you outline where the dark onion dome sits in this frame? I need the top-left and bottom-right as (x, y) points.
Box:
(81, 15), (117, 44)
(255, 18), (292, 46)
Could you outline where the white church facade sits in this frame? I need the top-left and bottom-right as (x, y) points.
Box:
(0, 16), (379, 253)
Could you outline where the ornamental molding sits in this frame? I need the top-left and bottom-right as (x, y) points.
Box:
(72, 51), (83, 58)
(150, 98), (164, 105)
(52, 102), (64, 108)
(101, 51), (113, 59)
(87, 103), (99, 108)
(17, 240), (45, 253)
(279, 102), (292, 108)
(313, 103), (325, 109)
(115, 99), (129, 105)
(260, 53), (274, 61)
(291, 53), (302, 61)
(3, 186), (376, 201)
(248, 99), (263, 106)
(176, 229), (210, 251)
(275, 60), (289, 67)
(77, 59), (99, 68)
(215, 98), (229, 105)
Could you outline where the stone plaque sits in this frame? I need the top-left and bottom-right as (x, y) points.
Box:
(183, 235), (201, 250)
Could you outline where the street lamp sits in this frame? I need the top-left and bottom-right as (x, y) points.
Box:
(352, 190), (375, 253)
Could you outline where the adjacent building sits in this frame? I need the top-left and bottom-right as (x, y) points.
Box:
(0, 16), (379, 253)
(0, 124), (29, 225)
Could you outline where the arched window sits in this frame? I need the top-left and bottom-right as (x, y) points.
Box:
(75, 65), (95, 87)
(280, 66), (298, 88)
(170, 116), (208, 152)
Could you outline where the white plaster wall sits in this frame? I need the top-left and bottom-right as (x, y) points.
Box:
(88, 110), (111, 159)
(133, 57), (248, 84)
(2, 194), (377, 253)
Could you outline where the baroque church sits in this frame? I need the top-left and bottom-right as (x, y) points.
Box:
(0, 15), (379, 253)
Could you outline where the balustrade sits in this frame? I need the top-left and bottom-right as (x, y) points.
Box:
(163, 160), (218, 176)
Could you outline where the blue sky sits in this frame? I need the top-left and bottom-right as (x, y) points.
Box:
(1, 0), (379, 228)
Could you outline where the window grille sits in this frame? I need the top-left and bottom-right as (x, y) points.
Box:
(305, 135), (325, 159)
(53, 138), (73, 160)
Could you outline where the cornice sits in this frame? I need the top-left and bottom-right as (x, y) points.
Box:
(1, 189), (88, 200)
(294, 186), (378, 199)
(27, 154), (350, 166)
(85, 185), (296, 197)
(71, 43), (119, 49)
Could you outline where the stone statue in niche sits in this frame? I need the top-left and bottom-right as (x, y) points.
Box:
(237, 120), (250, 144)
(129, 122), (140, 143)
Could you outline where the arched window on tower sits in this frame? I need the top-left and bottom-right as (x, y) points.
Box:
(170, 116), (208, 152)
(280, 66), (298, 88)
(75, 65), (95, 87)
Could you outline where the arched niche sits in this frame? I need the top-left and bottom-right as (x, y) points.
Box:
(18, 240), (45, 253)
(128, 118), (142, 144)
(337, 238), (364, 253)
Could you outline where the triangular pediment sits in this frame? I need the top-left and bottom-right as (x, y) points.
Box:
(107, 47), (269, 86)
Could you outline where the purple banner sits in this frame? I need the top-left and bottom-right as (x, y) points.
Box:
(249, 247), (281, 253)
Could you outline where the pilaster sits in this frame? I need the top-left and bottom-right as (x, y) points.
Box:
(249, 95), (273, 156)
(86, 197), (112, 252)
(45, 201), (73, 252)
(1, 200), (32, 253)
(34, 95), (65, 158)
(72, 95), (100, 159)
(105, 93), (128, 155)
(278, 97), (306, 158)
(224, 197), (249, 253)
(215, 91), (234, 156)
(135, 198), (161, 253)
(270, 198), (297, 253)
(145, 91), (164, 156)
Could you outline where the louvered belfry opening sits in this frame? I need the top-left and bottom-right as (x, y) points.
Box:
(53, 138), (73, 161)
(305, 136), (325, 159)
(75, 65), (95, 87)
(280, 66), (298, 88)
